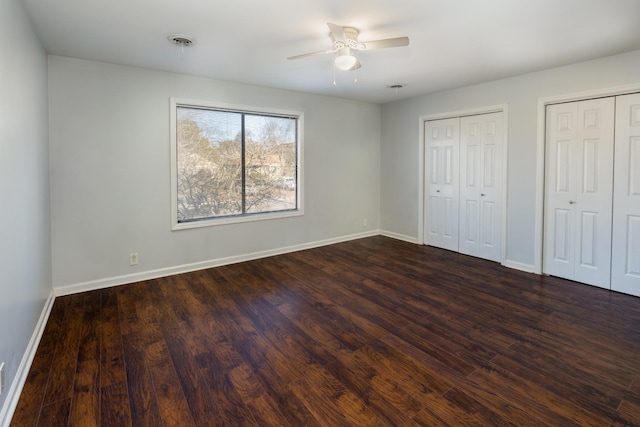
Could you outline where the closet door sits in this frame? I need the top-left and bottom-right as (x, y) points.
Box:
(543, 98), (615, 288)
(611, 93), (640, 297)
(424, 118), (459, 251)
(459, 112), (503, 262)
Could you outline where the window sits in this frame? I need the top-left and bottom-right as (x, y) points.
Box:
(170, 98), (303, 229)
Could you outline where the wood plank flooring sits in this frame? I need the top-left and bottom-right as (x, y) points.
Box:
(10, 236), (640, 426)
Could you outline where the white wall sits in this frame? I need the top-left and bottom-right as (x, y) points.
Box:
(48, 56), (381, 292)
(380, 49), (640, 269)
(0, 0), (52, 422)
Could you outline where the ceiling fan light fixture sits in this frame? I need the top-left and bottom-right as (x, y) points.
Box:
(335, 48), (357, 71)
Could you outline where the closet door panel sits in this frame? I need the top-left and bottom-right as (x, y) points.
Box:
(482, 201), (496, 247)
(545, 103), (576, 280)
(545, 103), (575, 280)
(612, 93), (640, 297)
(573, 99), (614, 287)
(544, 99), (614, 288)
(553, 208), (571, 262)
(424, 118), (459, 251)
(460, 118), (481, 255)
(460, 112), (503, 262)
(463, 199), (478, 244)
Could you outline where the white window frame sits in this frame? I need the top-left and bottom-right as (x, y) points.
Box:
(170, 97), (304, 230)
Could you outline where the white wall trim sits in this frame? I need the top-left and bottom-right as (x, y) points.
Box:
(0, 291), (55, 427)
(418, 104), (508, 122)
(500, 108), (510, 263)
(379, 230), (419, 244)
(534, 83), (640, 275)
(418, 103), (509, 260)
(53, 230), (380, 296)
(502, 259), (536, 274)
(417, 117), (425, 245)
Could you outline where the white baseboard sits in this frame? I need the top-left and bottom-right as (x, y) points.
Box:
(54, 230), (381, 296)
(53, 231), (539, 297)
(502, 259), (537, 274)
(379, 230), (419, 244)
(0, 290), (55, 427)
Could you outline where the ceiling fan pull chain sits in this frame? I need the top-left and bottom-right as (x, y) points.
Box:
(354, 61), (358, 83)
(333, 61), (337, 86)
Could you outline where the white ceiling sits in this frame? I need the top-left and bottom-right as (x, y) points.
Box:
(22, 0), (640, 104)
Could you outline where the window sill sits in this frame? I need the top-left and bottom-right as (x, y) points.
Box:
(171, 209), (304, 231)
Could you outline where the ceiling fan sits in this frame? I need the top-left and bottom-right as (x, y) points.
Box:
(287, 22), (409, 71)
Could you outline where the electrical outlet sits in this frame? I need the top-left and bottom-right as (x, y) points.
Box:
(129, 252), (139, 266)
(0, 362), (4, 396)
(363, 218), (368, 227)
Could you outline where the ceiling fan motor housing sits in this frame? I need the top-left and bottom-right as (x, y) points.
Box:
(336, 27), (363, 49)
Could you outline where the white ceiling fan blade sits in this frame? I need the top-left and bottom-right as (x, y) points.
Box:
(327, 22), (346, 42)
(287, 49), (336, 60)
(360, 36), (409, 50)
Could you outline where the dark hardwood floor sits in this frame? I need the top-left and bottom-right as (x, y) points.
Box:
(10, 236), (640, 426)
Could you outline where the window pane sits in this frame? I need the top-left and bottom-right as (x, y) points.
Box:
(176, 107), (242, 221)
(244, 115), (297, 214)
(172, 100), (300, 227)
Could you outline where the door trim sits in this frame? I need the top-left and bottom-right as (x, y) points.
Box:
(418, 104), (508, 265)
(534, 83), (640, 274)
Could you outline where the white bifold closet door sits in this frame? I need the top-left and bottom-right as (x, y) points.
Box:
(424, 118), (460, 251)
(544, 98), (615, 289)
(459, 113), (504, 262)
(612, 93), (640, 297)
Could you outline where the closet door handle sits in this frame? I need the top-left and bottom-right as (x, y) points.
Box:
(569, 200), (576, 204)
(480, 193), (486, 197)
(436, 190), (440, 193)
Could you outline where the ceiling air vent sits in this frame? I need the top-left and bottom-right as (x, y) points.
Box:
(167, 34), (196, 47)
